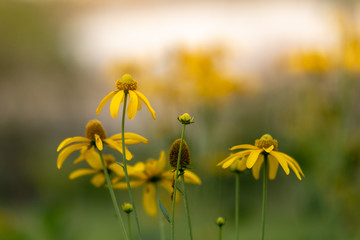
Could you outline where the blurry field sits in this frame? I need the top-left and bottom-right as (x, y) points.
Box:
(1, 1), (360, 240)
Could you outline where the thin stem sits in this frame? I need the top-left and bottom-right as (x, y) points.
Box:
(218, 226), (222, 240)
(98, 151), (128, 240)
(171, 124), (186, 240)
(121, 93), (142, 239)
(260, 154), (268, 240)
(235, 172), (240, 240)
(181, 174), (193, 240)
(156, 184), (166, 240)
(127, 213), (133, 240)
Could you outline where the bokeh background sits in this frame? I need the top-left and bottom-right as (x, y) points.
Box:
(1, 0), (360, 239)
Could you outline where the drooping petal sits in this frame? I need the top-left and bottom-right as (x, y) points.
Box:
(127, 90), (138, 119)
(57, 137), (90, 152)
(230, 144), (259, 151)
(85, 150), (103, 170)
(264, 145), (274, 153)
(217, 150), (252, 167)
(95, 134), (103, 151)
(278, 152), (304, 177)
(233, 158), (247, 171)
(107, 163), (124, 176)
(157, 151), (166, 171)
(112, 180), (145, 189)
(286, 160), (302, 180)
(109, 91), (125, 118)
(134, 90), (156, 120)
(217, 154), (239, 167)
(137, 97), (142, 110)
(69, 169), (98, 179)
(183, 170), (201, 184)
(222, 156), (239, 169)
(269, 151), (290, 175)
(268, 155), (279, 180)
(103, 139), (133, 160)
(96, 91), (117, 115)
(252, 154), (264, 180)
(57, 143), (89, 169)
(161, 171), (173, 181)
(246, 149), (263, 168)
(143, 183), (157, 216)
(91, 173), (106, 187)
(110, 132), (149, 145)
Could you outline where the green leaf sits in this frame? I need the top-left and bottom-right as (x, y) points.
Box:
(176, 185), (184, 195)
(158, 199), (171, 223)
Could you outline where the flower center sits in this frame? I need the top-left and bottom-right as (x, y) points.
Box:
(116, 74), (138, 91)
(255, 134), (278, 151)
(169, 139), (191, 168)
(85, 120), (107, 140)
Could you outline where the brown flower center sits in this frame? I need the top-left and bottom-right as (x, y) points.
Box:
(85, 120), (107, 140)
(116, 74), (138, 90)
(255, 134), (278, 151)
(169, 139), (191, 168)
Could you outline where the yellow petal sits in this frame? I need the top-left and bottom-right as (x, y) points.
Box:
(229, 144), (258, 151)
(143, 183), (157, 216)
(96, 91), (117, 115)
(159, 179), (180, 202)
(246, 149), (263, 168)
(137, 97), (142, 110)
(222, 156), (239, 169)
(134, 90), (156, 120)
(103, 139), (133, 160)
(73, 147), (88, 164)
(110, 91), (125, 118)
(217, 150), (251, 167)
(286, 160), (302, 180)
(269, 151), (290, 175)
(264, 145), (274, 153)
(107, 163), (124, 176)
(85, 150), (103, 170)
(57, 143), (89, 169)
(112, 180), (145, 189)
(95, 134), (103, 151)
(127, 90), (138, 119)
(268, 155), (279, 180)
(110, 132), (149, 145)
(252, 154), (264, 180)
(183, 170), (201, 184)
(57, 136), (90, 152)
(278, 152), (304, 177)
(157, 151), (166, 172)
(69, 169), (98, 179)
(233, 158), (247, 171)
(91, 173), (106, 187)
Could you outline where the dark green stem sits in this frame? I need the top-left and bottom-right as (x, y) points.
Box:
(171, 124), (186, 240)
(121, 93), (142, 239)
(260, 155), (268, 240)
(98, 151), (128, 240)
(181, 173), (193, 240)
(235, 172), (240, 240)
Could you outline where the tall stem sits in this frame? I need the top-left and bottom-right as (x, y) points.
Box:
(218, 226), (222, 240)
(127, 213), (133, 240)
(156, 184), (166, 240)
(98, 151), (128, 240)
(181, 174), (193, 240)
(121, 93), (142, 239)
(235, 172), (240, 240)
(171, 124), (186, 240)
(260, 155), (268, 240)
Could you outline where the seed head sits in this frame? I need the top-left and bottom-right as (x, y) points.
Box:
(255, 134), (278, 151)
(85, 120), (107, 140)
(169, 139), (191, 168)
(116, 74), (138, 90)
(121, 203), (133, 214)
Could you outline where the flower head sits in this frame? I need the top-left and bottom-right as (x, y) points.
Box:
(96, 74), (156, 120)
(113, 151), (201, 216)
(69, 151), (123, 187)
(122, 203), (134, 214)
(177, 113), (194, 125)
(217, 134), (304, 180)
(56, 120), (148, 169)
(216, 217), (225, 227)
(169, 139), (191, 168)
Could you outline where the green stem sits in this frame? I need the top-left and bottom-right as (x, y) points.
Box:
(171, 124), (186, 240)
(98, 151), (128, 240)
(127, 213), (133, 240)
(121, 93), (142, 239)
(235, 172), (240, 240)
(156, 184), (166, 240)
(218, 226), (222, 240)
(181, 173), (193, 240)
(260, 155), (268, 240)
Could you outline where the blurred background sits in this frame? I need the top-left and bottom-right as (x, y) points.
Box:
(1, 0), (360, 239)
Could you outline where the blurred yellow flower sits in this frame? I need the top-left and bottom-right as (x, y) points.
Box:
(69, 152), (123, 187)
(96, 74), (156, 119)
(112, 151), (201, 216)
(288, 50), (331, 74)
(217, 134), (304, 180)
(56, 120), (148, 169)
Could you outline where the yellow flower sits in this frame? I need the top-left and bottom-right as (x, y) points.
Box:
(56, 120), (148, 169)
(69, 152), (123, 187)
(96, 74), (156, 120)
(178, 113), (194, 125)
(217, 134), (304, 180)
(112, 151), (201, 216)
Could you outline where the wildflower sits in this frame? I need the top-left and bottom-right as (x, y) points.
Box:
(96, 74), (156, 119)
(56, 120), (148, 169)
(113, 151), (201, 216)
(69, 152), (123, 187)
(216, 217), (225, 227)
(122, 203), (134, 214)
(177, 113), (194, 125)
(217, 134), (304, 180)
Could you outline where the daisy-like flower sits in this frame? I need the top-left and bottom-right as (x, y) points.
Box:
(112, 151), (201, 216)
(56, 120), (148, 169)
(96, 74), (156, 119)
(217, 134), (304, 180)
(69, 152), (123, 187)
